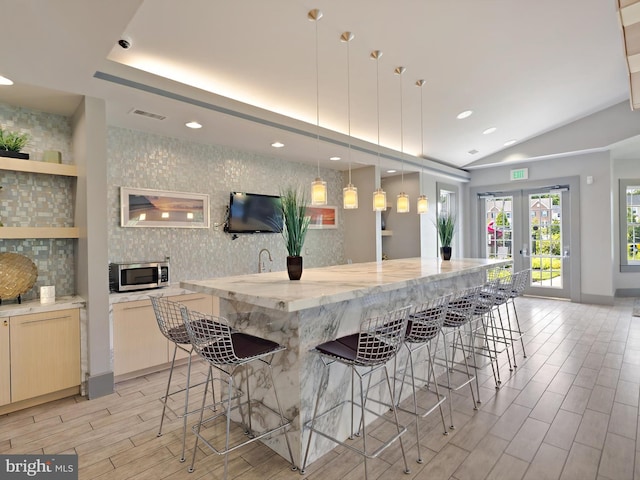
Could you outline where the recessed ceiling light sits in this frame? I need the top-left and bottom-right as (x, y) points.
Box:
(504, 139), (517, 146)
(387, 169), (397, 173)
(0, 76), (14, 86)
(482, 127), (497, 135)
(456, 110), (473, 119)
(271, 141), (285, 148)
(329, 156), (341, 161)
(185, 121), (202, 129)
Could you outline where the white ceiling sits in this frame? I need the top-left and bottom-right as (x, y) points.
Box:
(0, 0), (632, 176)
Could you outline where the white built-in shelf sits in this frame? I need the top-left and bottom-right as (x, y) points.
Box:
(0, 227), (79, 239)
(381, 230), (393, 237)
(0, 158), (77, 177)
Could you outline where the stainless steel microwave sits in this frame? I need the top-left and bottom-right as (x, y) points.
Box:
(109, 261), (170, 292)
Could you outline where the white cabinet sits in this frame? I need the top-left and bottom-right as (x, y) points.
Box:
(0, 309), (81, 407)
(0, 318), (9, 406)
(112, 293), (216, 378)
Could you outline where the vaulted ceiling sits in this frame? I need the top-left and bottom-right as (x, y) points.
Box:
(0, 0), (633, 176)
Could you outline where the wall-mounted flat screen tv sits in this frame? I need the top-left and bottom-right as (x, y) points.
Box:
(226, 192), (283, 233)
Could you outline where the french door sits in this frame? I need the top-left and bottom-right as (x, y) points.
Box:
(480, 186), (572, 299)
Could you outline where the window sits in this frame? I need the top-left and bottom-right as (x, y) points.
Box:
(620, 179), (640, 272)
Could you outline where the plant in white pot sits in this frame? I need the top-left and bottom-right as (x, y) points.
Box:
(436, 212), (456, 260)
(279, 185), (310, 280)
(0, 127), (30, 159)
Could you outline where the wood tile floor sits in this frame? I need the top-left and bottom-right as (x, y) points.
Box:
(2, 296), (640, 479)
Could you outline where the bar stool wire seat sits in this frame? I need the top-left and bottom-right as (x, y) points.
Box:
(149, 296), (213, 463)
(395, 295), (451, 464)
(180, 306), (295, 480)
(301, 306), (412, 479)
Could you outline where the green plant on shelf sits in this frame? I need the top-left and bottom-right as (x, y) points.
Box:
(0, 127), (30, 152)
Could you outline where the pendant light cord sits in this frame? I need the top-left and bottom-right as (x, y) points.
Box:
(398, 68), (404, 188)
(346, 35), (352, 185)
(315, 15), (320, 178)
(416, 80), (425, 195)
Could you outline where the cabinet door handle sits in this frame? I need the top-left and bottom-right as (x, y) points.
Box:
(120, 304), (151, 311)
(20, 315), (70, 325)
(2, 320), (7, 327)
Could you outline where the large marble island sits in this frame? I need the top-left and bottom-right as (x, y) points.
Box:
(181, 257), (507, 468)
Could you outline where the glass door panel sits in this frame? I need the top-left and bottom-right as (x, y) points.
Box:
(528, 191), (563, 289)
(484, 196), (513, 260)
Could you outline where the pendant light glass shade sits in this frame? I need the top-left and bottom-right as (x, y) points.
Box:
(373, 188), (387, 211)
(311, 177), (327, 205)
(417, 194), (429, 214)
(397, 192), (410, 213)
(343, 183), (358, 209)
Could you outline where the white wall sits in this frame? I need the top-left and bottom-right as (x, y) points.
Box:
(381, 172), (421, 259)
(612, 157), (640, 293)
(467, 151), (613, 302)
(343, 166), (378, 263)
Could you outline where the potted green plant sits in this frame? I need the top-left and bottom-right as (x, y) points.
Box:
(0, 127), (30, 159)
(279, 185), (310, 280)
(436, 212), (456, 260)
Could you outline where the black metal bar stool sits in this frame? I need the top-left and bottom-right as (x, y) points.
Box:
(301, 306), (411, 480)
(395, 295), (450, 464)
(472, 276), (510, 387)
(504, 268), (530, 360)
(180, 306), (295, 480)
(150, 296), (213, 463)
(437, 286), (481, 429)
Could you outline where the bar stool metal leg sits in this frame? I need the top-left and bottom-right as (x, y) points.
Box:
(181, 307), (296, 480)
(301, 307), (412, 479)
(150, 296), (215, 463)
(395, 296), (450, 464)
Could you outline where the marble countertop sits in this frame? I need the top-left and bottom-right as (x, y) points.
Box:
(108, 284), (200, 305)
(0, 295), (86, 317)
(181, 257), (507, 313)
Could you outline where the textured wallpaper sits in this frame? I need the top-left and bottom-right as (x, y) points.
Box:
(0, 104), (75, 301)
(0, 101), (346, 302)
(107, 126), (346, 282)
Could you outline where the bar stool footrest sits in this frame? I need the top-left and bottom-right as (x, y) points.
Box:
(194, 399), (291, 456)
(304, 399), (407, 460)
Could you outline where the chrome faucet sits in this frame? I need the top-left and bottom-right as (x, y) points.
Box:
(258, 248), (272, 273)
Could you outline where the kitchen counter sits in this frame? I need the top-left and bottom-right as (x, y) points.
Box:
(180, 257), (508, 467)
(0, 295), (85, 317)
(181, 257), (503, 312)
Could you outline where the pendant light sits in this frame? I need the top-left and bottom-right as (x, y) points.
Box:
(309, 9), (327, 206)
(416, 79), (429, 214)
(341, 31), (358, 209)
(371, 50), (386, 212)
(395, 66), (409, 213)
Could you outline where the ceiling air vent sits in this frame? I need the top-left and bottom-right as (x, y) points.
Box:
(129, 108), (166, 121)
(468, 149), (479, 155)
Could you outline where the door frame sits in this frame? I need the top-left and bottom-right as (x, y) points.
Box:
(469, 175), (582, 303)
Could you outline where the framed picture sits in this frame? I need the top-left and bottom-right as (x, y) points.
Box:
(120, 187), (210, 228)
(306, 205), (338, 229)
